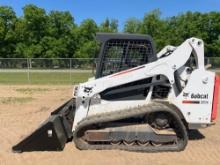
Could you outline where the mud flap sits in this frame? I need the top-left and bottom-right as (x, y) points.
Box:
(12, 98), (75, 153)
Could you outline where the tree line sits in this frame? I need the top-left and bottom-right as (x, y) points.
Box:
(0, 5), (220, 58)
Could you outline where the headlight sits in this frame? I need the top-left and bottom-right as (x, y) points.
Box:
(73, 85), (78, 97)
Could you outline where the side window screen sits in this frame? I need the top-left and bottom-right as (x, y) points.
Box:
(101, 39), (154, 77)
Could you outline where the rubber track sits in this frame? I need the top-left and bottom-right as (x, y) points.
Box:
(73, 102), (188, 152)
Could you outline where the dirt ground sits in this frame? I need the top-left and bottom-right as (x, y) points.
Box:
(0, 85), (220, 165)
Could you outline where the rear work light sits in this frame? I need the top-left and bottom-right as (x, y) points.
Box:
(211, 75), (220, 121)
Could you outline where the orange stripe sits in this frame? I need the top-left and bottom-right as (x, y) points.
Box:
(182, 100), (200, 104)
(111, 66), (145, 77)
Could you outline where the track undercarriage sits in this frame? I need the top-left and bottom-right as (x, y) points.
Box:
(74, 103), (188, 152)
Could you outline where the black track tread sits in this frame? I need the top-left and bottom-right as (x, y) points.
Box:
(73, 102), (188, 152)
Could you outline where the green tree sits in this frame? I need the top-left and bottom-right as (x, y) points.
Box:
(140, 9), (168, 51)
(75, 19), (98, 58)
(0, 6), (17, 57)
(13, 5), (48, 58)
(48, 11), (75, 38)
(99, 18), (118, 32)
(78, 19), (97, 41)
(23, 4), (47, 43)
(43, 11), (77, 58)
(75, 41), (99, 58)
(124, 18), (142, 33)
(1, 5), (220, 58)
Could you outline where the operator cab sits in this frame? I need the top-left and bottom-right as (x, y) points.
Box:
(95, 33), (157, 79)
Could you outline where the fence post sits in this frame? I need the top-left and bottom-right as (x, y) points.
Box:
(69, 58), (72, 83)
(27, 58), (30, 84)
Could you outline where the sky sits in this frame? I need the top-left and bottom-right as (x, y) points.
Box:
(0, 0), (220, 30)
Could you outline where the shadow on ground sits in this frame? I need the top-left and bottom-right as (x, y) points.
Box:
(188, 130), (205, 140)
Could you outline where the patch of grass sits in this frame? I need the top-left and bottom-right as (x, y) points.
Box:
(0, 97), (34, 104)
(16, 88), (50, 94)
(0, 71), (92, 85)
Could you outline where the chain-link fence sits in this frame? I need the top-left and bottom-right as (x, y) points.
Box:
(0, 57), (220, 84)
(0, 58), (95, 84)
(209, 57), (220, 69)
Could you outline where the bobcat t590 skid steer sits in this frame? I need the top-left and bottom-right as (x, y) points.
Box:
(13, 33), (219, 153)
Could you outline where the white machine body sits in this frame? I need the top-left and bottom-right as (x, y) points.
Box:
(73, 38), (217, 131)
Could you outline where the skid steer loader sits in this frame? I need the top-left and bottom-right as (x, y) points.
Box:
(13, 33), (219, 153)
